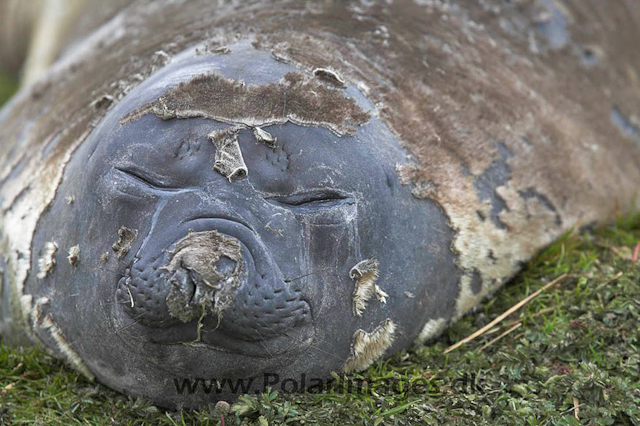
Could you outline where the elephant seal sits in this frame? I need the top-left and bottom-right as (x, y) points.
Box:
(1, 0), (640, 409)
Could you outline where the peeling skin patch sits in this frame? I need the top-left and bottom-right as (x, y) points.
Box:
(41, 314), (95, 380)
(112, 226), (138, 259)
(163, 230), (243, 324)
(67, 245), (80, 266)
(253, 126), (277, 148)
(120, 72), (370, 137)
(195, 42), (231, 56)
(350, 259), (388, 317)
(415, 317), (448, 345)
(209, 129), (248, 181)
(270, 50), (292, 63)
(152, 50), (171, 67)
(37, 242), (58, 279)
(65, 195), (74, 204)
(313, 67), (346, 88)
(91, 94), (114, 110)
(211, 46), (230, 55)
(29, 296), (50, 331)
(343, 319), (396, 373)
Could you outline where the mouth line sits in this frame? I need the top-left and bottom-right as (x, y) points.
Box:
(146, 318), (315, 359)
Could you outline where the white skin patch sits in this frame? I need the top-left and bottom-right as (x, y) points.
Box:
(29, 296), (50, 330)
(343, 319), (396, 372)
(1, 123), (90, 331)
(414, 317), (448, 345)
(253, 126), (277, 148)
(313, 67), (347, 88)
(454, 274), (479, 320)
(37, 241), (58, 279)
(41, 314), (95, 380)
(350, 259), (388, 317)
(19, 294), (33, 332)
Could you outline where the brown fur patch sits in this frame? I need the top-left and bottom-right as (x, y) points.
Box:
(120, 71), (370, 136)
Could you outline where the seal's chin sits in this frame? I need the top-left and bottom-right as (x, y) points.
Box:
(114, 217), (314, 358)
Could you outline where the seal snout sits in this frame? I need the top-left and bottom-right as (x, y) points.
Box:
(115, 219), (312, 352)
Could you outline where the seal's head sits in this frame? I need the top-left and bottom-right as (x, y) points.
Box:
(26, 41), (459, 407)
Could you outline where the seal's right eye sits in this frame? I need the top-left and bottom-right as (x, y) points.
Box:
(266, 190), (354, 212)
(266, 190), (357, 224)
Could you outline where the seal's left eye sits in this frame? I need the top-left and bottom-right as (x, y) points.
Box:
(115, 167), (178, 191)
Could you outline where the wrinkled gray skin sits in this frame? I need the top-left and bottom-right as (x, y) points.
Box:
(7, 43), (458, 408)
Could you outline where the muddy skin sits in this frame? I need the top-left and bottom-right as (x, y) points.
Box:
(1, 0), (640, 410)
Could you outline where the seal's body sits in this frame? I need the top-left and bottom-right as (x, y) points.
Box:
(1, 0), (639, 408)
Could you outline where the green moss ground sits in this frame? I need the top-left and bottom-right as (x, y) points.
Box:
(1, 86), (639, 425)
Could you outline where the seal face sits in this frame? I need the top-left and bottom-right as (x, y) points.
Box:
(21, 42), (459, 407)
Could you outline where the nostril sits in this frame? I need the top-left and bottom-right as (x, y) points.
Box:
(214, 256), (237, 276)
(172, 268), (196, 303)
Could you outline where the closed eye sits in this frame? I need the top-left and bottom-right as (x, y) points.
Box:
(267, 190), (354, 210)
(115, 167), (180, 191)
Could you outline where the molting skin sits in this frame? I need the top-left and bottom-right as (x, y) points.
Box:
(19, 43), (459, 408)
(1, 0), (640, 410)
